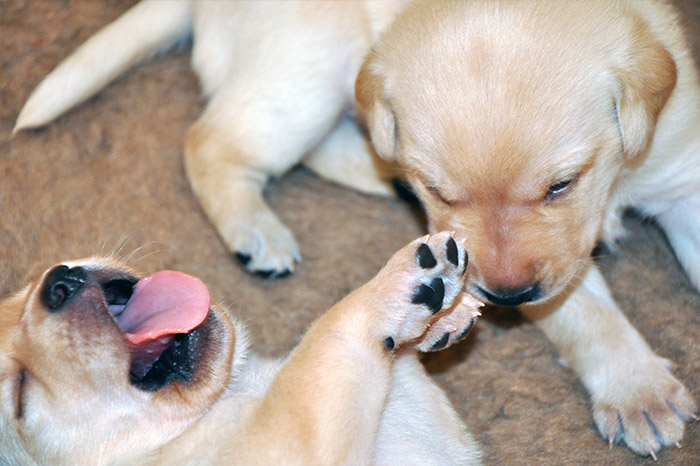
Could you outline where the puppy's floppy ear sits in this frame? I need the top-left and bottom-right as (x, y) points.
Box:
(355, 51), (397, 160)
(612, 35), (676, 161)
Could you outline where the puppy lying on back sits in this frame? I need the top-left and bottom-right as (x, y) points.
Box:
(0, 233), (482, 465)
(15, 0), (700, 458)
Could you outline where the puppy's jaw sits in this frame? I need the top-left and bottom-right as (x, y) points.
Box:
(0, 257), (236, 464)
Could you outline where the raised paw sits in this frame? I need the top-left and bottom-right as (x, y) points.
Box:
(591, 355), (698, 458)
(415, 291), (483, 352)
(371, 232), (482, 350)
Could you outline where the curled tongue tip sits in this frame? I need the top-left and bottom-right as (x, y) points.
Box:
(118, 270), (211, 345)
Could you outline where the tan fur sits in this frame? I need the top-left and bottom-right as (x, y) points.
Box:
(0, 234), (482, 465)
(14, 0), (700, 458)
(356, 0), (700, 458)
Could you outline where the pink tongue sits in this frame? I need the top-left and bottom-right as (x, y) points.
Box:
(118, 270), (210, 346)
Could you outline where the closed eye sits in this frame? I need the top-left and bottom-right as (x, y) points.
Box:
(545, 174), (579, 202)
(427, 186), (454, 206)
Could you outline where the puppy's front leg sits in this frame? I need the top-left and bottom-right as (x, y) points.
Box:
(523, 264), (698, 457)
(244, 232), (479, 465)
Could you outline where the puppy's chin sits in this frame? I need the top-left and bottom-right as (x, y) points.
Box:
(0, 257), (237, 464)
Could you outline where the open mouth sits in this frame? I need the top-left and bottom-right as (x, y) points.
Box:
(101, 271), (211, 391)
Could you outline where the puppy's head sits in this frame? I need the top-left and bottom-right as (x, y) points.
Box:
(357, 0), (676, 305)
(0, 257), (238, 464)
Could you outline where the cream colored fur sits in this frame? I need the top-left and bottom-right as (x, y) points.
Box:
(16, 0), (409, 276)
(0, 233), (482, 465)
(356, 0), (700, 458)
(14, 0), (700, 458)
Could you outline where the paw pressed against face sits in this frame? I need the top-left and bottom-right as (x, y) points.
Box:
(372, 232), (482, 353)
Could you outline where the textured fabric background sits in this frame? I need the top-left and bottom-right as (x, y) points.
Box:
(2, 1), (699, 464)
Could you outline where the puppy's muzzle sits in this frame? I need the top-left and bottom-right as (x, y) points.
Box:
(35, 262), (216, 391)
(477, 283), (542, 307)
(41, 265), (87, 311)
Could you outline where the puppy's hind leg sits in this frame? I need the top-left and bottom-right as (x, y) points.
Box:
(185, 110), (298, 278)
(376, 352), (482, 465)
(184, 78), (346, 277)
(304, 115), (398, 197)
(185, 1), (366, 277)
(657, 195), (700, 290)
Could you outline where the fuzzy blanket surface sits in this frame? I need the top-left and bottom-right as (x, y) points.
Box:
(2, 1), (699, 464)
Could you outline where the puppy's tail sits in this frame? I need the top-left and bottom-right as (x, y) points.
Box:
(14, 0), (192, 134)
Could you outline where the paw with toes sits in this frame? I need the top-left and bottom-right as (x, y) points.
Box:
(415, 291), (483, 353)
(224, 210), (301, 278)
(592, 357), (698, 458)
(373, 232), (482, 351)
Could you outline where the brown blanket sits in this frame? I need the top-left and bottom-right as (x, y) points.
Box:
(2, 1), (698, 464)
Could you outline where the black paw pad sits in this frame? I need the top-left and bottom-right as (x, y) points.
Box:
(254, 269), (291, 279)
(446, 237), (459, 266)
(430, 332), (450, 351)
(417, 243), (437, 269)
(384, 336), (395, 351)
(412, 277), (445, 314)
(235, 252), (252, 265)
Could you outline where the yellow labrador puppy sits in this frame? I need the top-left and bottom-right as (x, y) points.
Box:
(0, 233), (482, 465)
(15, 0), (410, 277)
(14, 0), (700, 458)
(356, 0), (700, 459)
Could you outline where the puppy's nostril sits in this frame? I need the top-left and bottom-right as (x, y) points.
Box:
(41, 265), (87, 311)
(478, 283), (541, 307)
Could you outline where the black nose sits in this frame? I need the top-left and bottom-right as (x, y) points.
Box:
(478, 284), (541, 307)
(41, 265), (87, 311)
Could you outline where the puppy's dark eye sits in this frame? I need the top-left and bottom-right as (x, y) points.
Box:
(545, 175), (578, 202)
(427, 186), (454, 206)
